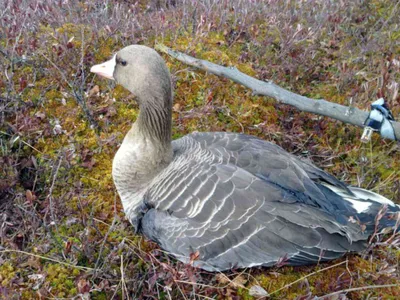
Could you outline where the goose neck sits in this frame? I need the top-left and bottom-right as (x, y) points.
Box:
(136, 95), (172, 147)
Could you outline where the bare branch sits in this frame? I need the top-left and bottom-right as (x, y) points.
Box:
(42, 54), (99, 130)
(269, 260), (347, 296)
(319, 283), (400, 299)
(0, 249), (94, 271)
(156, 44), (400, 141)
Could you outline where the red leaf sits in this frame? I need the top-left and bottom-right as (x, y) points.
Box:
(77, 278), (90, 294)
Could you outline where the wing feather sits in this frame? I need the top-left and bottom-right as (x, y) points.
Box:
(140, 132), (369, 271)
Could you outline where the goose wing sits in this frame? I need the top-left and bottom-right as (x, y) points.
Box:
(140, 133), (367, 271)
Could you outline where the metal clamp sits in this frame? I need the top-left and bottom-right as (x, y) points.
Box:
(361, 98), (396, 143)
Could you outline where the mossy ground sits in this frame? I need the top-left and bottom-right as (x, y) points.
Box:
(0, 0), (399, 299)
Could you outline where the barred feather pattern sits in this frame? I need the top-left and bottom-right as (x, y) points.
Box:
(133, 132), (399, 271)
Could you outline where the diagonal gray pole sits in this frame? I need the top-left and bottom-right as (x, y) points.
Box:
(156, 44), (400, 141)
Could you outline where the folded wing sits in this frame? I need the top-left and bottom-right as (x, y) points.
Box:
(141, 133), (369, 271)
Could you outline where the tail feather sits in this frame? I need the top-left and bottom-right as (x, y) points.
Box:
(323, 183), (399, 231)
(349, 187), (397, 207)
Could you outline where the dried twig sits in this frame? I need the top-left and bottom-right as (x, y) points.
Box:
(0, 249), (94, 271)
(41, 54), (99, 130)
(93, 193), (119, 275)
(319, 283), (400, 299)
(46, 151), (64, 224)
(0, 131), (44, 154)
(120, 254), (129, 300)
(268, 260), (347, 296)
(156, 44), (400, 141)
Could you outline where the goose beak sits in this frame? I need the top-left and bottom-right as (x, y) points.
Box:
(90, 55), (116, 80)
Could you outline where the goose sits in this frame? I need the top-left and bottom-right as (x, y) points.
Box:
(91, 45), (399, 271)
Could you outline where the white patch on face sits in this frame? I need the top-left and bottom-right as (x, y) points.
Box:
(90, 55), (116, 80)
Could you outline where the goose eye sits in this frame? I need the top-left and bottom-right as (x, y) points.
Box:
(120, 60), (127, 66)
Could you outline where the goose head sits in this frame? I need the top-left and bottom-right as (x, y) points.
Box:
(90, 45), (172, 110)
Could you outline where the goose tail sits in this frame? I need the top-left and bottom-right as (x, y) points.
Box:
(347, 186), (400, 230)
(324, 184), (400, 231)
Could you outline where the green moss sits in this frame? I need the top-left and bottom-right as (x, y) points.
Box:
(92, 291), (109, 300)
(0, 263), (16, 287)
(43, 264), (80, 297)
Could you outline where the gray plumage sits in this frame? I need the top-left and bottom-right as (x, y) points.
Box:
(91, 45), (399, 271)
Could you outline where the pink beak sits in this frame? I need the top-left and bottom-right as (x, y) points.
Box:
(90, 55), (116, 80)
